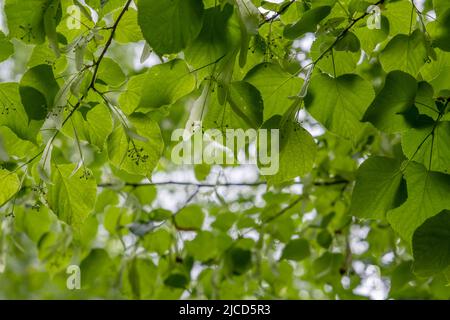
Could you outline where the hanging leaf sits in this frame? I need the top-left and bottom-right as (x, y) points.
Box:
(0, 32), (14, 62)
(0, 169), (20, 207)
(412, 210), (450, 276)
(137, 0), (204, 55)
(47, 164), (97, 233)
(245, 62), (302, 121)
(107, 114), (164, 177)
(5, 0), (53, 44)
(305, 73), (375, 140)
(137, 59), (196, 111)
(350, 157), (405, 220)
(284, 6), (331, 39)
(363, 71), (418, 133)
(387, 162), (450, 244)
(402, 120), (450, 174)
(265, 115), (317, 185)
(19, 64), (59, 121)
(379, 30), (428, 76)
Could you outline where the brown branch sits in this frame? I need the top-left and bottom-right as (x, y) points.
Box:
(20, 0), (133, 174)
(98, 179), (349, 188)
(88, 0), (133, 90)
(312, 0), (385, 66)
(262, 195), (304, 224)
(259, 0), (297, 27)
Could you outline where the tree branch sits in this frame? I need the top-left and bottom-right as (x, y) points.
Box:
(259, 0), (297, 27)
(312, 0), (385, 66)
(263, 195), (304, 224)
(88, 0), (133, 90)
(22, 0), (133, 173)
(98, 179), (349, 188)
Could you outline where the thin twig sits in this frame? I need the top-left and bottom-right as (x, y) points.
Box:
(15, 0), (133, 178)
(312, 0), (385, 66)
(88, 0), (133, 90)
(259, 0), (296, 26)
(99, 179), (349, 188)
(263, 195), (304, 224)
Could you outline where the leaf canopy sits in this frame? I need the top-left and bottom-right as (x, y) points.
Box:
(0, 0), (449, 300)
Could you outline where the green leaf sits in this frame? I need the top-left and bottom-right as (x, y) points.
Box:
(310, 35), (360, 76)
(186, 231), (218, 261)
(124, 258), (157, 298)
(85, 0), (123, 16)
(66, 103), (113, 151)
(27, 42), (67, 72)
(415, 81), (439, 119)
(212, 212), (237, 232)
(421, 49), (450, 89)
(354, 16), (389, 53)
(114, 8), (143, 43)
(0, 82), (41, 141)
(0, 31), (14, 62)
(402, 121), (450, 174)
(383, 0), (417, 36)
(5, 0), (52, 44)
(19, 64), (59, 121)
(0, 168), (20, 207)
(137, 59), (196, 111)
(194, 163), (211, 181)
(245, 62), (303, 121)
(104, 206), (133, 235)
(1, 0), (450, 300)
(0, 127), (38, 159)
(350, 157), (405, 220)
(132, 185), (157, 206)
(149, 208), (173, 222)
(266, 117), (317, 184)
(119, 73), (147, 115)
(235, 0), (260, 36)
(107, 114), (164, 177)
(226, 81), (264, 128)
(47, 164), (97, 232)
(387, 162), (450, 244)
(95, 189), (118, 213)
(235, 0), (260, 67)
(334, 32), (361, 52)
(143, 229), (172, 254)
(174, 205), (204, 230)
(78, 214), (98, 251)
(305, 73), (375, 139)
(317, 230), (333, 249)
(184, 5), (240, 70)
(284, 6), (331, 39)
(433, 0), (450, 17)
(412, 210), (450, 276)
(80, 249), (116, 288)
(16, 206), (53, 243)
(97, 58), (126, 87)
(164, 273), (189, 289)
(431, 8), (450, 52)
(224, 247), (252, 275)
(281, 238), (310, 261)
(363, 71), (417, 133)
(137, 0), (204, 55)
(43, 0), (60, 57)
(202, 80), (264, 130)
(38, 231), (73, 274)
(348, 0), (372, 13)
(380, 30), (428, 76)
(312, 252), (344, 281)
